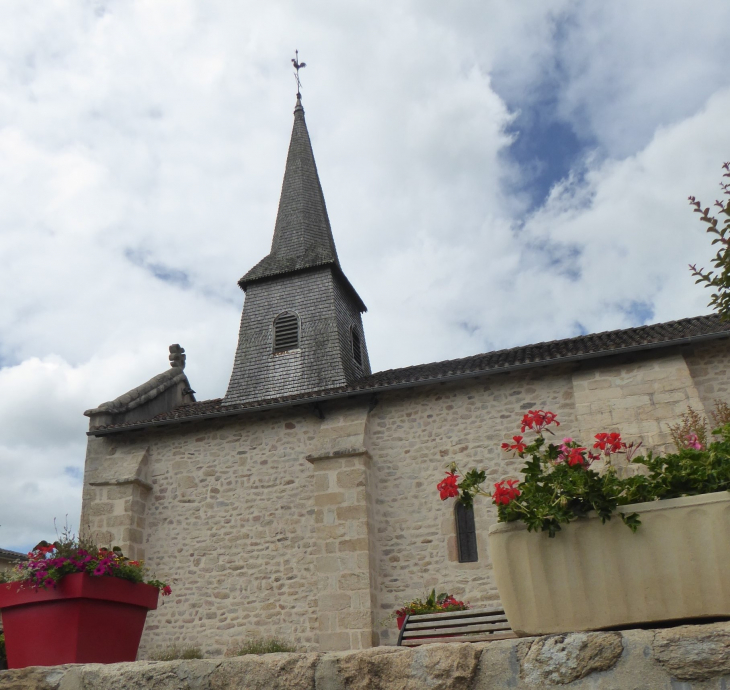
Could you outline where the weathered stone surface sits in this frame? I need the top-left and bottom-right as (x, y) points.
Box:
(518, 632), (623, 685)
(209, 654), (319, 690)
(3, 625), (730, 689)
(653, 622), (730, 681)
(335, 643), (481, 690)
(0, 666), (67, 690)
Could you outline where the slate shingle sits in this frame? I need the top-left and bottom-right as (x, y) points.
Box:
(90, 313), (730, 434)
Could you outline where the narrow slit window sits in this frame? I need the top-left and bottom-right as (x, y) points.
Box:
(352, 328), (362, 366)
(273, 312), (300, 352)
(455, 503), (478, 563)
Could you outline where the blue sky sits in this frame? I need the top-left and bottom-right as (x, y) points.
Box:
(1, 0), (730, 550)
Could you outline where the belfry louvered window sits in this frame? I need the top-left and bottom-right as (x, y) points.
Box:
(273, 312), (300, 352)
(352, 327), (362, 366)
(455, 503), (478, 563)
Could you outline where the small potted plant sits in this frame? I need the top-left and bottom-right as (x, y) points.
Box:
(436, 410), (730, 635)
(386, 589), (469, 630)
(0, 532), (171, 669)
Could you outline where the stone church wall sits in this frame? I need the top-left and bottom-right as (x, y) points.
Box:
(80, 339), (730, 655)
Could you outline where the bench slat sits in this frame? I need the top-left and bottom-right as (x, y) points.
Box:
(407, 607), (505, 622)
(401, 631), (518, 646)
(403, 622), (512, 637)
(407, 615), (508, 630)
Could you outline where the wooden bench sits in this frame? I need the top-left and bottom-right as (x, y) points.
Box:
(397, 607), (517, 646)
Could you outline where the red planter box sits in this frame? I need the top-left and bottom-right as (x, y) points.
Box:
(0, 573), (159, 668)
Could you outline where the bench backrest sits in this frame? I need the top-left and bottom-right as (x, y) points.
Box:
(397, 607), (516, 646)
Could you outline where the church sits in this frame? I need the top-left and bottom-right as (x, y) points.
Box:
(80, 92), (730, 656)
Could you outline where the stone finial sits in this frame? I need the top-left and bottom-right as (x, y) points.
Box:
(169, 344), (186, 369)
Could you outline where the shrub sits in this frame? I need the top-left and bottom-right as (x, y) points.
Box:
(0, 632), (6, 669)
(229, 637), (296, 655)
(149, 646), (203, 661)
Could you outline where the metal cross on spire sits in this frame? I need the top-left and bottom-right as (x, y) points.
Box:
(292, 50), (306, 97)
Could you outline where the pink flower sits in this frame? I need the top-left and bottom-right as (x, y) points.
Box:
(684, 433), (703, 450)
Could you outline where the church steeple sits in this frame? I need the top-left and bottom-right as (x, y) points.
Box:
(239, 96), (342, 288)
(223, 92), (370, 406)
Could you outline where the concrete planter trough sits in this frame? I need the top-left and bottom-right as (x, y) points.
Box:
(488, 491), (730, 636)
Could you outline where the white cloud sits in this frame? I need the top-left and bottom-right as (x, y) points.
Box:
(1, 0), (729, 548)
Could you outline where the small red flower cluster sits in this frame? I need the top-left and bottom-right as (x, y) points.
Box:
(436, 471), (460, 500)
(492, 479), (520, 505)
(520, 410), (560, 434)
(500, 435), (527, 453)
(593, 432), (625, 455)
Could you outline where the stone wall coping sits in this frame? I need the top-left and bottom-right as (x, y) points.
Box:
(3, 622), (730, 689)
(306, 448), (369, 463)
(88, 477), (153, 491)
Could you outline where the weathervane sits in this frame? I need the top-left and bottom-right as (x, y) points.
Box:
(292, 50), (306, 97)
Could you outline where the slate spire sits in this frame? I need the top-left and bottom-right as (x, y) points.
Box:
(239, 95), (340, 287)
(223, 93), (371, 406)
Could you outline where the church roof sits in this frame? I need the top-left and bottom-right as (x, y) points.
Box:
(0, 547), (27, 561)
(239, 97), (352, 290)
(88, 313), (730, 435)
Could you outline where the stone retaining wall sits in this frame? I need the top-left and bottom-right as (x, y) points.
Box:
(3, 622), (730, 689)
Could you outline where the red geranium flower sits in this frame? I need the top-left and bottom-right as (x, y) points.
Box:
(437, 471), (460, 500)
(492, 479), (521, 505)
(520, 410), (560, 434)
(162, 585), (172, 596)
(566, 447), (588, 467)
(501, 435), (527, 454)
(593, 432), (625, 455)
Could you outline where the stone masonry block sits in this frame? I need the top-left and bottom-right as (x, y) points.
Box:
(337, 609), (371, 630)
(336, 505), (367, 522)
(314, 474), (330, 492)
(122, 527), (143, 544)
(336, 469), (366, 489)
(314, 492), (345, 507)
(318, 631), (352, 651)
(319, 593), (352, 612)
(339, 572), (370, 591)
(316, 556), (340, 574)
(106, 486), (134, 501)
(338, 538), (368, 552)
(89, 502), (114, 516)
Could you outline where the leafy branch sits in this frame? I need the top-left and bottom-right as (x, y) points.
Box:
(689, 162), (730, 317)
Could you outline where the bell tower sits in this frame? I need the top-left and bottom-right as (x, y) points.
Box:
(223, 92), (370, 405)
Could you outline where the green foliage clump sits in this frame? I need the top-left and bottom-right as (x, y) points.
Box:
(149, 646), (203, 661)
(491, 426), (730, 537)
(230, 637), (296, 655)
(0, 632), (6, 669)
(689, 162), (730, 317)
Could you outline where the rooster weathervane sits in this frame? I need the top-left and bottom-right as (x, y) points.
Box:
(292, 50), (306, 97)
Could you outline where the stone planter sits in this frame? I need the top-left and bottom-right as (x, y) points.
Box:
(0, 573), (159, 668)
(488, 491), (730, 636)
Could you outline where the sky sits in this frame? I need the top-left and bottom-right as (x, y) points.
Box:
(2, 0), (730, 551)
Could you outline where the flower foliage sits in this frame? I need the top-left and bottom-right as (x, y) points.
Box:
(436, 409), (730, 537)
(0, 531), (170, 595)
(393, 589), (469, 620)
(689, 162), (730, 317)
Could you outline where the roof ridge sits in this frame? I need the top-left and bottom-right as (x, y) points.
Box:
(89, 313), (730, 434)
